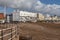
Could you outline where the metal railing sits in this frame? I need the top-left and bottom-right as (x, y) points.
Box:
(0, 26), (17, 40)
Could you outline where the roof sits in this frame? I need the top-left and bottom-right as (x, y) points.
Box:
(0, 13), (4, 19)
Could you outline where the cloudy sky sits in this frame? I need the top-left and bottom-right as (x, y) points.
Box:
(0, 0), (60, 16)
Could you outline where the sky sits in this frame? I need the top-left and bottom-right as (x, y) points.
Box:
(40, 0), (60, 5)
(0, 0), (60, 16)
(0, 7), (14, 13)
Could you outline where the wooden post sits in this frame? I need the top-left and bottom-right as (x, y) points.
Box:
(11, 28), (12, 40)
(15, 26), (17, 38)
(1, 30), (3, 40)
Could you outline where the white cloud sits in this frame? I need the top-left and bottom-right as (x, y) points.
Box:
(0, 0), (60, 15)
(44, 4), (60, 15)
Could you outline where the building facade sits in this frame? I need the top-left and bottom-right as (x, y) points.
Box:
(12, 10), (20, 22)
(12, 10), (37, 22)
(0, 13), (5, 23)
(37, 13), (44, 21)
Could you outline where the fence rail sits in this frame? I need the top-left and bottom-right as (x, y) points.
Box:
(0, 26), (17, 40)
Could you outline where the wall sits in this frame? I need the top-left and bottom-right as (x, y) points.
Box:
(20, 11), (37, 17)
(12, 10), (20, 21)
(38, 13), (44, 21)
(0, 13), (4, 19)
(0, 13), (5, 23)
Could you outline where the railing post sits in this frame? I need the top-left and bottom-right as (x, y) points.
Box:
(11, 28), (12, 40)
(15, 26), (17, 38)
(1, 30), (3, 40)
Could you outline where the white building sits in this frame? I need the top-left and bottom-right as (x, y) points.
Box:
(13, 10), (37, 22)
(37, 13), (44, 21)
(20, 11), (37, 17)
(52, 15), (58, 21)
(20, 11), (37, 22)
(6, 14), (12, 23)
(45, 14), (52, 20)
(12, 10), (20, 21)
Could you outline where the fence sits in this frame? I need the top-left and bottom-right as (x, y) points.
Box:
(0, 26), (17, 40)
